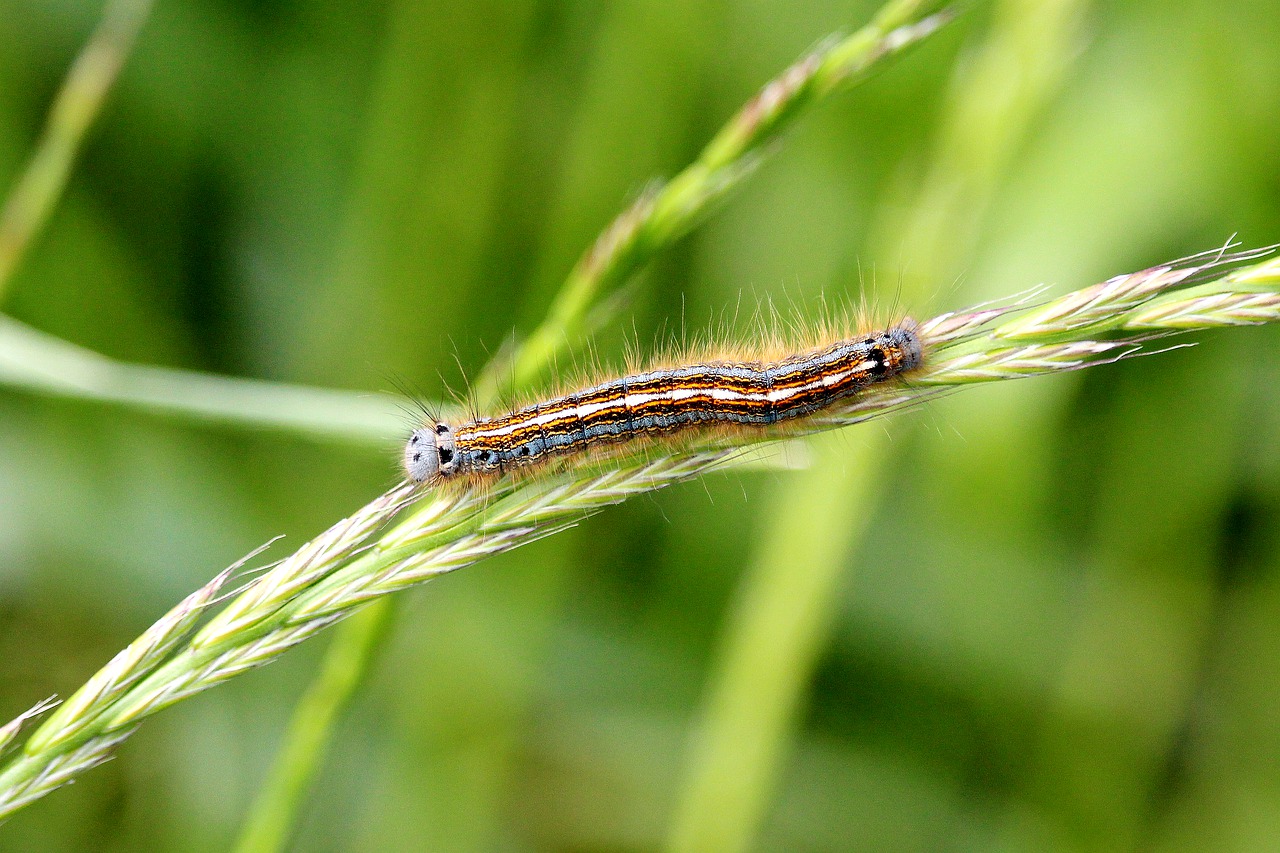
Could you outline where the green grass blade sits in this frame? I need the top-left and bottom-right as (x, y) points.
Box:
(1, 242), (1277, 820)
(230, 602), (393, 853)
(666, 0), (1091, 848)
(0, 0), (154, 300)
(240, 4), (959, 847)
(471, 1), (953, 399)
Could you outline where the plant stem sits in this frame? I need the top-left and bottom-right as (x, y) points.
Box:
(0, 245), (1276, 820)
(666, 0), (1090, 849)
(231, 602), (393, 853)
(0, 0), (154, 300)
(471, 0), (952, 400)
(667, 431), (892, 853)
(236, 4), (958, 848)
(0, 315), (401, 442)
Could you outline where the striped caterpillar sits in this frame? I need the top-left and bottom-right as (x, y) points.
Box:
(403, 321), (923, 484)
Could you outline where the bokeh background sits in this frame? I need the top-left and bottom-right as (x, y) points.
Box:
(3, 0), (1280, 850)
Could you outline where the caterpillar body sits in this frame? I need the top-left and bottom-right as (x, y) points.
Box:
(403, 321), (923, 484)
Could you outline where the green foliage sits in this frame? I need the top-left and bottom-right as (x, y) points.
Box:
(1, 0), (1279, 851)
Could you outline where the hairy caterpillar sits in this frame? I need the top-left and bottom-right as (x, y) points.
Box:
(403, 320), (923, 483)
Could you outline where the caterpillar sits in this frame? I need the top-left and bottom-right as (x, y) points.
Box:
(403, 320), (923, 484)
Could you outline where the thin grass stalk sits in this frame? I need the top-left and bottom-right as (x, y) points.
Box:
(0, 315), (401, 441)
(0, 0), (397, 447)
(230, 603), (393, 853)
(0, 26), (396, 439)
(0, 0), (154, 299)
(471, 0), (952, 400)
(232, 4), (958, 848)
(0, 244), (1276, 820)
(0, 3), (952, 438)
(665, 0), (1091, 849)
(667, 430), (894, 853)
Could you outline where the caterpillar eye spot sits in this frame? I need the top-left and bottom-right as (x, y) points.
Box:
(439, 447), (454, 464)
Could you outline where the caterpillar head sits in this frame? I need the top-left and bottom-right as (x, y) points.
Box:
(403, 422), (458, 483)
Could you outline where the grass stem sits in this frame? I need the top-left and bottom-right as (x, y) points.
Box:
(0, 0), (154, 300)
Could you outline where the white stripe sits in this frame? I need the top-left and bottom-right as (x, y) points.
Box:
(464, 359), (877, 440)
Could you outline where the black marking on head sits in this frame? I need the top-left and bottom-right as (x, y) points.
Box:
(404, 426), (440, 483)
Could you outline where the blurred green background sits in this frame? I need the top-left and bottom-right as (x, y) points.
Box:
(3, 0), (1280, 850)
